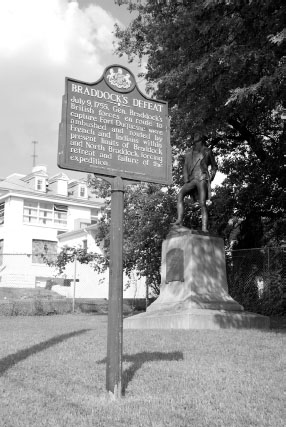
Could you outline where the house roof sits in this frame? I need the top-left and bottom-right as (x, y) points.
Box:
(0, 176), (36, 193)
(0, 168), (105, 207)
(49, 172), (70, 183)
(57, 223), (99, 241)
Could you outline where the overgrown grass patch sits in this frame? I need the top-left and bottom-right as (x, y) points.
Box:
(0, 288), (144, 316)
(0, 315), (285, 427)
(0, 299), (73, 316)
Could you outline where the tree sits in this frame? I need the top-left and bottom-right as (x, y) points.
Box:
(114, 0), (286, 245)
(82, 1), (285, 293)
(115, 0), (285, 136)
(88, 176), (178, 295)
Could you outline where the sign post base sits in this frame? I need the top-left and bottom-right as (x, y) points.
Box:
(106, 176), (124, 398)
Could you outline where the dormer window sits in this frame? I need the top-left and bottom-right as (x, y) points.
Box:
(68, 180), (87, 199)
(36, 178), (45, 192)
(79, 185), (86, 198)
(20, 166), (48, 193)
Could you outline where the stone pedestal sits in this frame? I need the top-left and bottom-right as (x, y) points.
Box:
(124, 227), (269, 330)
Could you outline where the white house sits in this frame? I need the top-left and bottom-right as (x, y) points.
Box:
(0, 166), (146, 299)
(56, 224), (146, 299)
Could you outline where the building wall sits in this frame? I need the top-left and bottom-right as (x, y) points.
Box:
(67, 205), (91, 230)
(0, 196), (58, 286)
(52, 261), (146, 300)
(1, 196), (27, 253)
(0, 195), (93, 288)
(56, 230), (146, 299)
(58, 230), (100, 253)
(0, 190), (146, 299)
(1, 196), (60, 251)
(0, 254), (57, 288)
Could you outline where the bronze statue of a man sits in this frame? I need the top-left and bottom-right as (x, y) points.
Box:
(174, 131), (218, 232)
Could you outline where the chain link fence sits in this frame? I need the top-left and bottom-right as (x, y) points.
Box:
(226, 247), (286, 316)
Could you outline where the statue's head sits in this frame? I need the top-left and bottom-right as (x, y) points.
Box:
(193, 130), (207, 144)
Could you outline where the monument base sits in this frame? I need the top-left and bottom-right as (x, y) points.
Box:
(124, 227), (269, 330)
(124, 308), (270, 330)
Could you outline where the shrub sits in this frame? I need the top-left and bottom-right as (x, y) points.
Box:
(0, 299), (73, 316)
(259, 269), (286, 316)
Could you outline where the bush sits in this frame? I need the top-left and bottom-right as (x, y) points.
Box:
(0, 299), (73, 316)
(0, 296), (151, 316)
(259, 270), (286, 316)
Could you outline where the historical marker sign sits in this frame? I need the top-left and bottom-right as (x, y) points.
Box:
(58, 65), (172, 184)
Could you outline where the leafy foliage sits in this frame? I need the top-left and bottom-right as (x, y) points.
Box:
(80, 1), (286, 294)
(114, 0), (286, 247)
(261, 269), (286, 315)
(42, 246), (105, 276)
(88, 176), (178, 295)
(227, 247), (286, 316)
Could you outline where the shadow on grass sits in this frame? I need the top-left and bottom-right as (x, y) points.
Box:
(0, 329), (90, 376)
(98, 351), (184, 395)
(122, 351), (184, 394)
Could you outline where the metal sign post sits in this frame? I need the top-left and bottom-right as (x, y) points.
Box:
(106, 176), (124, 398)
(58, 64), (171, 400)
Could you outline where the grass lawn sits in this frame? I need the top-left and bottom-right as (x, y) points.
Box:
(0, 315), (285, 427)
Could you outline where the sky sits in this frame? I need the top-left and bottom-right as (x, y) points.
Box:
(0, 0), (143, 180)
(0, 0), (224, 186)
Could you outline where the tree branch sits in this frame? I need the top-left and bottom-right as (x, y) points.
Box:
(228, 118), (267, 162)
